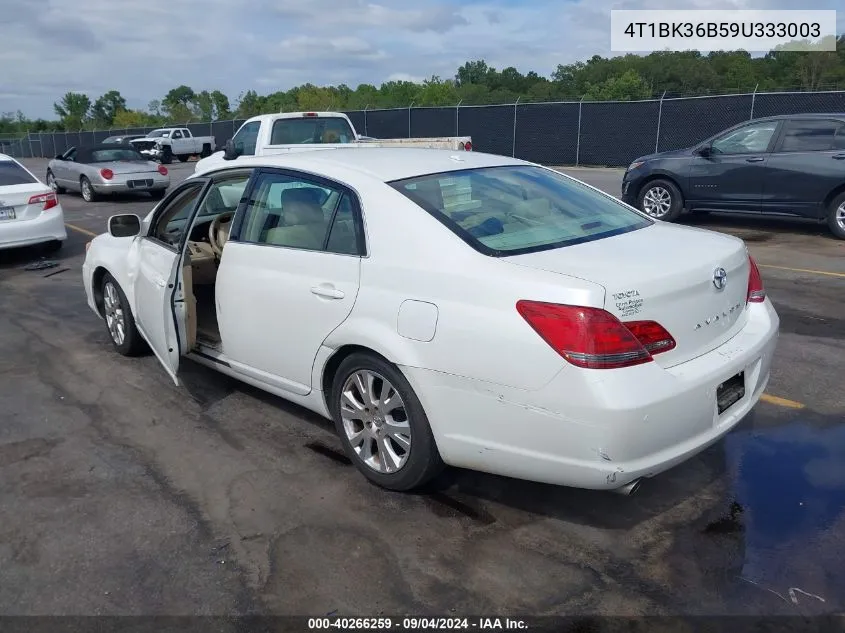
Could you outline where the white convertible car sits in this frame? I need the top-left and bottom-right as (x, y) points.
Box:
(82, 148), (779, 494)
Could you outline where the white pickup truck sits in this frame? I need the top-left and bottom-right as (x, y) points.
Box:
(194, 111), (472, 173)
(130, 128), (216, 165)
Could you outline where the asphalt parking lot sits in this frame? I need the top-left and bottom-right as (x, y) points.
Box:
(1, 157), (843, 618)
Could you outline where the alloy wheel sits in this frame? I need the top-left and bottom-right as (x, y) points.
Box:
(103, 281), (126, 346)
(339, 370), (412, 474)
(642, 186), (672, 218)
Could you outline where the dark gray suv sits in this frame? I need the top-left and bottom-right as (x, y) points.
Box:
(621, 114), (845, 239)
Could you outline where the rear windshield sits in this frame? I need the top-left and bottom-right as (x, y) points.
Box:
(390, 165), (652, 256)
(0, 160), (38, 186)
(270, 117), (355, 145)
(90, 148), (145, 162)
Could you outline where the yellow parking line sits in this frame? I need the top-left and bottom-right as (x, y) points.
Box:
(758, 264), (845, 279)
(65, 223), (98, 238)
(761, 393), (805, 409)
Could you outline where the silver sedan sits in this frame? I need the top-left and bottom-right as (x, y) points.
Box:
(47, 144), (170, 203)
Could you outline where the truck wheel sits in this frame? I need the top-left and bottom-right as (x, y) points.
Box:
(200, 144), (212, 158)
(177, 155), (189, 163)
(160, 147), (173, 165)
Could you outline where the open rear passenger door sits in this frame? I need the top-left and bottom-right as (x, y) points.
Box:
(132, 179), (210, 384)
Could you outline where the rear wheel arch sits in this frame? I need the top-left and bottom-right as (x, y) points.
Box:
(321, 344), (394, 410)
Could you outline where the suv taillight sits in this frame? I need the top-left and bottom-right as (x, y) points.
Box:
(516, 301), (675, 369)
(28, 192), (58, 211)
(747, 255), (766, 303)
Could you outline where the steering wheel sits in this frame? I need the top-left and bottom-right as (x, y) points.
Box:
(208, 212), (234, 257)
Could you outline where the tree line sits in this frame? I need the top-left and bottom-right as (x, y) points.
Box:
(2, 40), (844, 135)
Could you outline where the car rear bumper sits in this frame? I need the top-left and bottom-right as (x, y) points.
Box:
(0, 206), (67, 250)
(403, 299), (779, 491)
(92, 176), (169, 194)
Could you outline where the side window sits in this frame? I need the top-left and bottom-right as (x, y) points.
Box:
(232, 121), (261, 156)
(325, 193), (362, 255)
(711, 121), (779, 155)
(148, 183), (206, 248)
(172, 130), (183, 139)
(65, 148), (77, 161)
(778, 120), (840, 152)
(238, 171), (362, 254)
(197, 171), (253, 218)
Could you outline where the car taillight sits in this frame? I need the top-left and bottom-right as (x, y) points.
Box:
(463, 141), (472, 151)
(516, 301), (674, 369)
(622, 320), (676, 354)
(158, 165), (168, 176)
(100, 168), (114, 180)
(747, 255), (766, 303)
(303, 112), (318, 117)
(28, 192), (58, 211)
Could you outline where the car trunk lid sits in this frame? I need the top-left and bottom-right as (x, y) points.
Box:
(504, 222), (751, 368)
(99, 160), (159, 176)
(0, 183), (55, 222)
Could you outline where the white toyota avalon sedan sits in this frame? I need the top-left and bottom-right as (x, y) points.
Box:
(0, 153), (67, 252)
(81, 148), (778, 494)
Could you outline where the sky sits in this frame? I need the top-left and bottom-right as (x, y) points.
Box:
(2, 0), (844, 119)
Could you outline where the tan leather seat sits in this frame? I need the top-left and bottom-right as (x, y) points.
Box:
(264, 188), (328, 249)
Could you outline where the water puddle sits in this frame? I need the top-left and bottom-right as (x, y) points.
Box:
(720, 420), (845, 611)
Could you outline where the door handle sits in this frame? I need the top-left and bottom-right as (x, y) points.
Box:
(745, 157), (764, 163)
(311, 284), (345, 299)
(832, 153), (845, 160)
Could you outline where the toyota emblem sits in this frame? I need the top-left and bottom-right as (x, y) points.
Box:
(713, 267), (728, 290)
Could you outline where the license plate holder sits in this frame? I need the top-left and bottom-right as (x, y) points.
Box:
(717, 371), (745, 415)
(129, 180), (151, 189)
(0, 206), (16, 221)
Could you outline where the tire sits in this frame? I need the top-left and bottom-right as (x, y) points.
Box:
(160, 147), (173, 165)
(150, 189), (167, 201)
(826, 192), (845, 240)
(177, 155), (189, 163)
(100, 273), (146, 356)
(637, 178), (683, 221)
(330, 352), (444, 491)
(80, 176), (98, 202)
(46, 170), (65, 194)
(200, 144), (212, 158)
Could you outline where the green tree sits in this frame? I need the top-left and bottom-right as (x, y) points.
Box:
(163, 85), (196, 121)
(583, 69), (652, 101)
(53, 92), (91, 131)
(89, 90), (127, 127)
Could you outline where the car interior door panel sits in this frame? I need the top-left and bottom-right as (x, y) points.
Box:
(132, 181), (207, 381)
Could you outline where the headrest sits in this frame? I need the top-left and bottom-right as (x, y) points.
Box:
(283, 189), (324, 226)
(281, 187), (324, 206)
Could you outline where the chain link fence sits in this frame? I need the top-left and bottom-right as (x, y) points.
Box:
(5, 89), (845, 167)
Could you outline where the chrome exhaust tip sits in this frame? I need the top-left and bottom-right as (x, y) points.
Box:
(613, 478), (642, 496)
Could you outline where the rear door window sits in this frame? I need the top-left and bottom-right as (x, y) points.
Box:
(0, 160), (38, 186)
(778, 119), (841, 152)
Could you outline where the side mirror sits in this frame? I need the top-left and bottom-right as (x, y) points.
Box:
(697, 144), (712, 157)
(54, 154), (63, 160)
(108, 214), (142, 238)
(223, 139), (243, 160)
